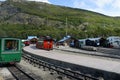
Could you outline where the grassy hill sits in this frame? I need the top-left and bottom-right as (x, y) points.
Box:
(0, 0), (120, 39)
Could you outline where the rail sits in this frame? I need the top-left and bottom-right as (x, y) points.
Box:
(22, 51), (100, 80)
(7, 65), (36, 80)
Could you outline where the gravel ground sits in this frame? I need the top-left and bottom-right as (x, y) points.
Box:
(0, 58), (70, 80)
(18, 59), (70, 80)
(0, 67), (15, 80)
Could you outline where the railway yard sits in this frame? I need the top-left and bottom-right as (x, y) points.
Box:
(0, 45), (120, 80)
(1, 0), (120, 80)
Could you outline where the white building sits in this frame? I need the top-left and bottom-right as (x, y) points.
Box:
(107, 36), (120, 48)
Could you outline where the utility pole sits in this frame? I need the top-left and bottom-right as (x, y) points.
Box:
(65, 17), (68, 36)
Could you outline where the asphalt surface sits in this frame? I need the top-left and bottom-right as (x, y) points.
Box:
(97, 47), (120, 56)
(23, 45), (120, 74)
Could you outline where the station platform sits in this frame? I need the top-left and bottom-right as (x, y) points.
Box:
(54, 46), (120, 59)
(23, 45), (120, 80)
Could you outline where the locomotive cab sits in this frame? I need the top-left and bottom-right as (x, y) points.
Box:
(36, 36), (53, 50)
(0, 38), (22, 64)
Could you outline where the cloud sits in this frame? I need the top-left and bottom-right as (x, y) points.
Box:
(73, 0), (120, 16)
(91, 0), (112, 8)
(112, 0), (120, 9)
(27, 0), (50, 3)
(73, 0), (113, 10)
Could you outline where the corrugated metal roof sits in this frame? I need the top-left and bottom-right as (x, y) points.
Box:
(27, 36), (37, 40)
(58, 35), (71, 42)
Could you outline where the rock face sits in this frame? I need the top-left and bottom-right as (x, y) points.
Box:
(0, 0), (64, 27)
(7, 0), (26, 2)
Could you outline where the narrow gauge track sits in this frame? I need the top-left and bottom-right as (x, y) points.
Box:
(7, 64), (37, 80)
(22, 52), (100, 80)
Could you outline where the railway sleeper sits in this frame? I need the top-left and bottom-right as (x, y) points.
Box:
(22, 53), (99, 80)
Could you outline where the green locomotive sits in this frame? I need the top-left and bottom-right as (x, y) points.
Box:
(0, 38), (22, 64)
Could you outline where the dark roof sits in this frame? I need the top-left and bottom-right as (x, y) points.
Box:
(39, 36), (53, 40)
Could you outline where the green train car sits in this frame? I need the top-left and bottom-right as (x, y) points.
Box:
(0, 38), (22, 64)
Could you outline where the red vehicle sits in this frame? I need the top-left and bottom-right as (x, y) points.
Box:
(24, 41), (30, 46)
(36, 36), (53, 50)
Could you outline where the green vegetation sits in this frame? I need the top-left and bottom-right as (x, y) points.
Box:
(0, 0), (120, 40)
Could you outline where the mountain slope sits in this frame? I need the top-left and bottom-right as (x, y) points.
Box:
(0, 0), (120, 39)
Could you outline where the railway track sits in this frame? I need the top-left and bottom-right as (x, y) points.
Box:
(7, 64), (41, 80)
(22, 51), (100, 80)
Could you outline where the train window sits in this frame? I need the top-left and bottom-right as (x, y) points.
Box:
(4, 40), (19, 51)
(38, 41), (43, 45)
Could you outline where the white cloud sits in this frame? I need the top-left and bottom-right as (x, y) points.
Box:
(91, 0), (112, 8)
(73, 0), (120, 16)
(73, 0), (90, 9)
(27, 0), (50, 3)
(73, 0), (113, 9)
(112, 0), (120, 9)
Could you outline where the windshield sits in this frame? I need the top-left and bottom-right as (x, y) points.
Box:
(4, 40), (19, 51)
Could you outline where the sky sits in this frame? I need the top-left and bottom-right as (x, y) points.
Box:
(1, 0), (120, 17)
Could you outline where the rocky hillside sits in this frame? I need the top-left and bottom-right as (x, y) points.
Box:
(0, 0), (120, 39)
